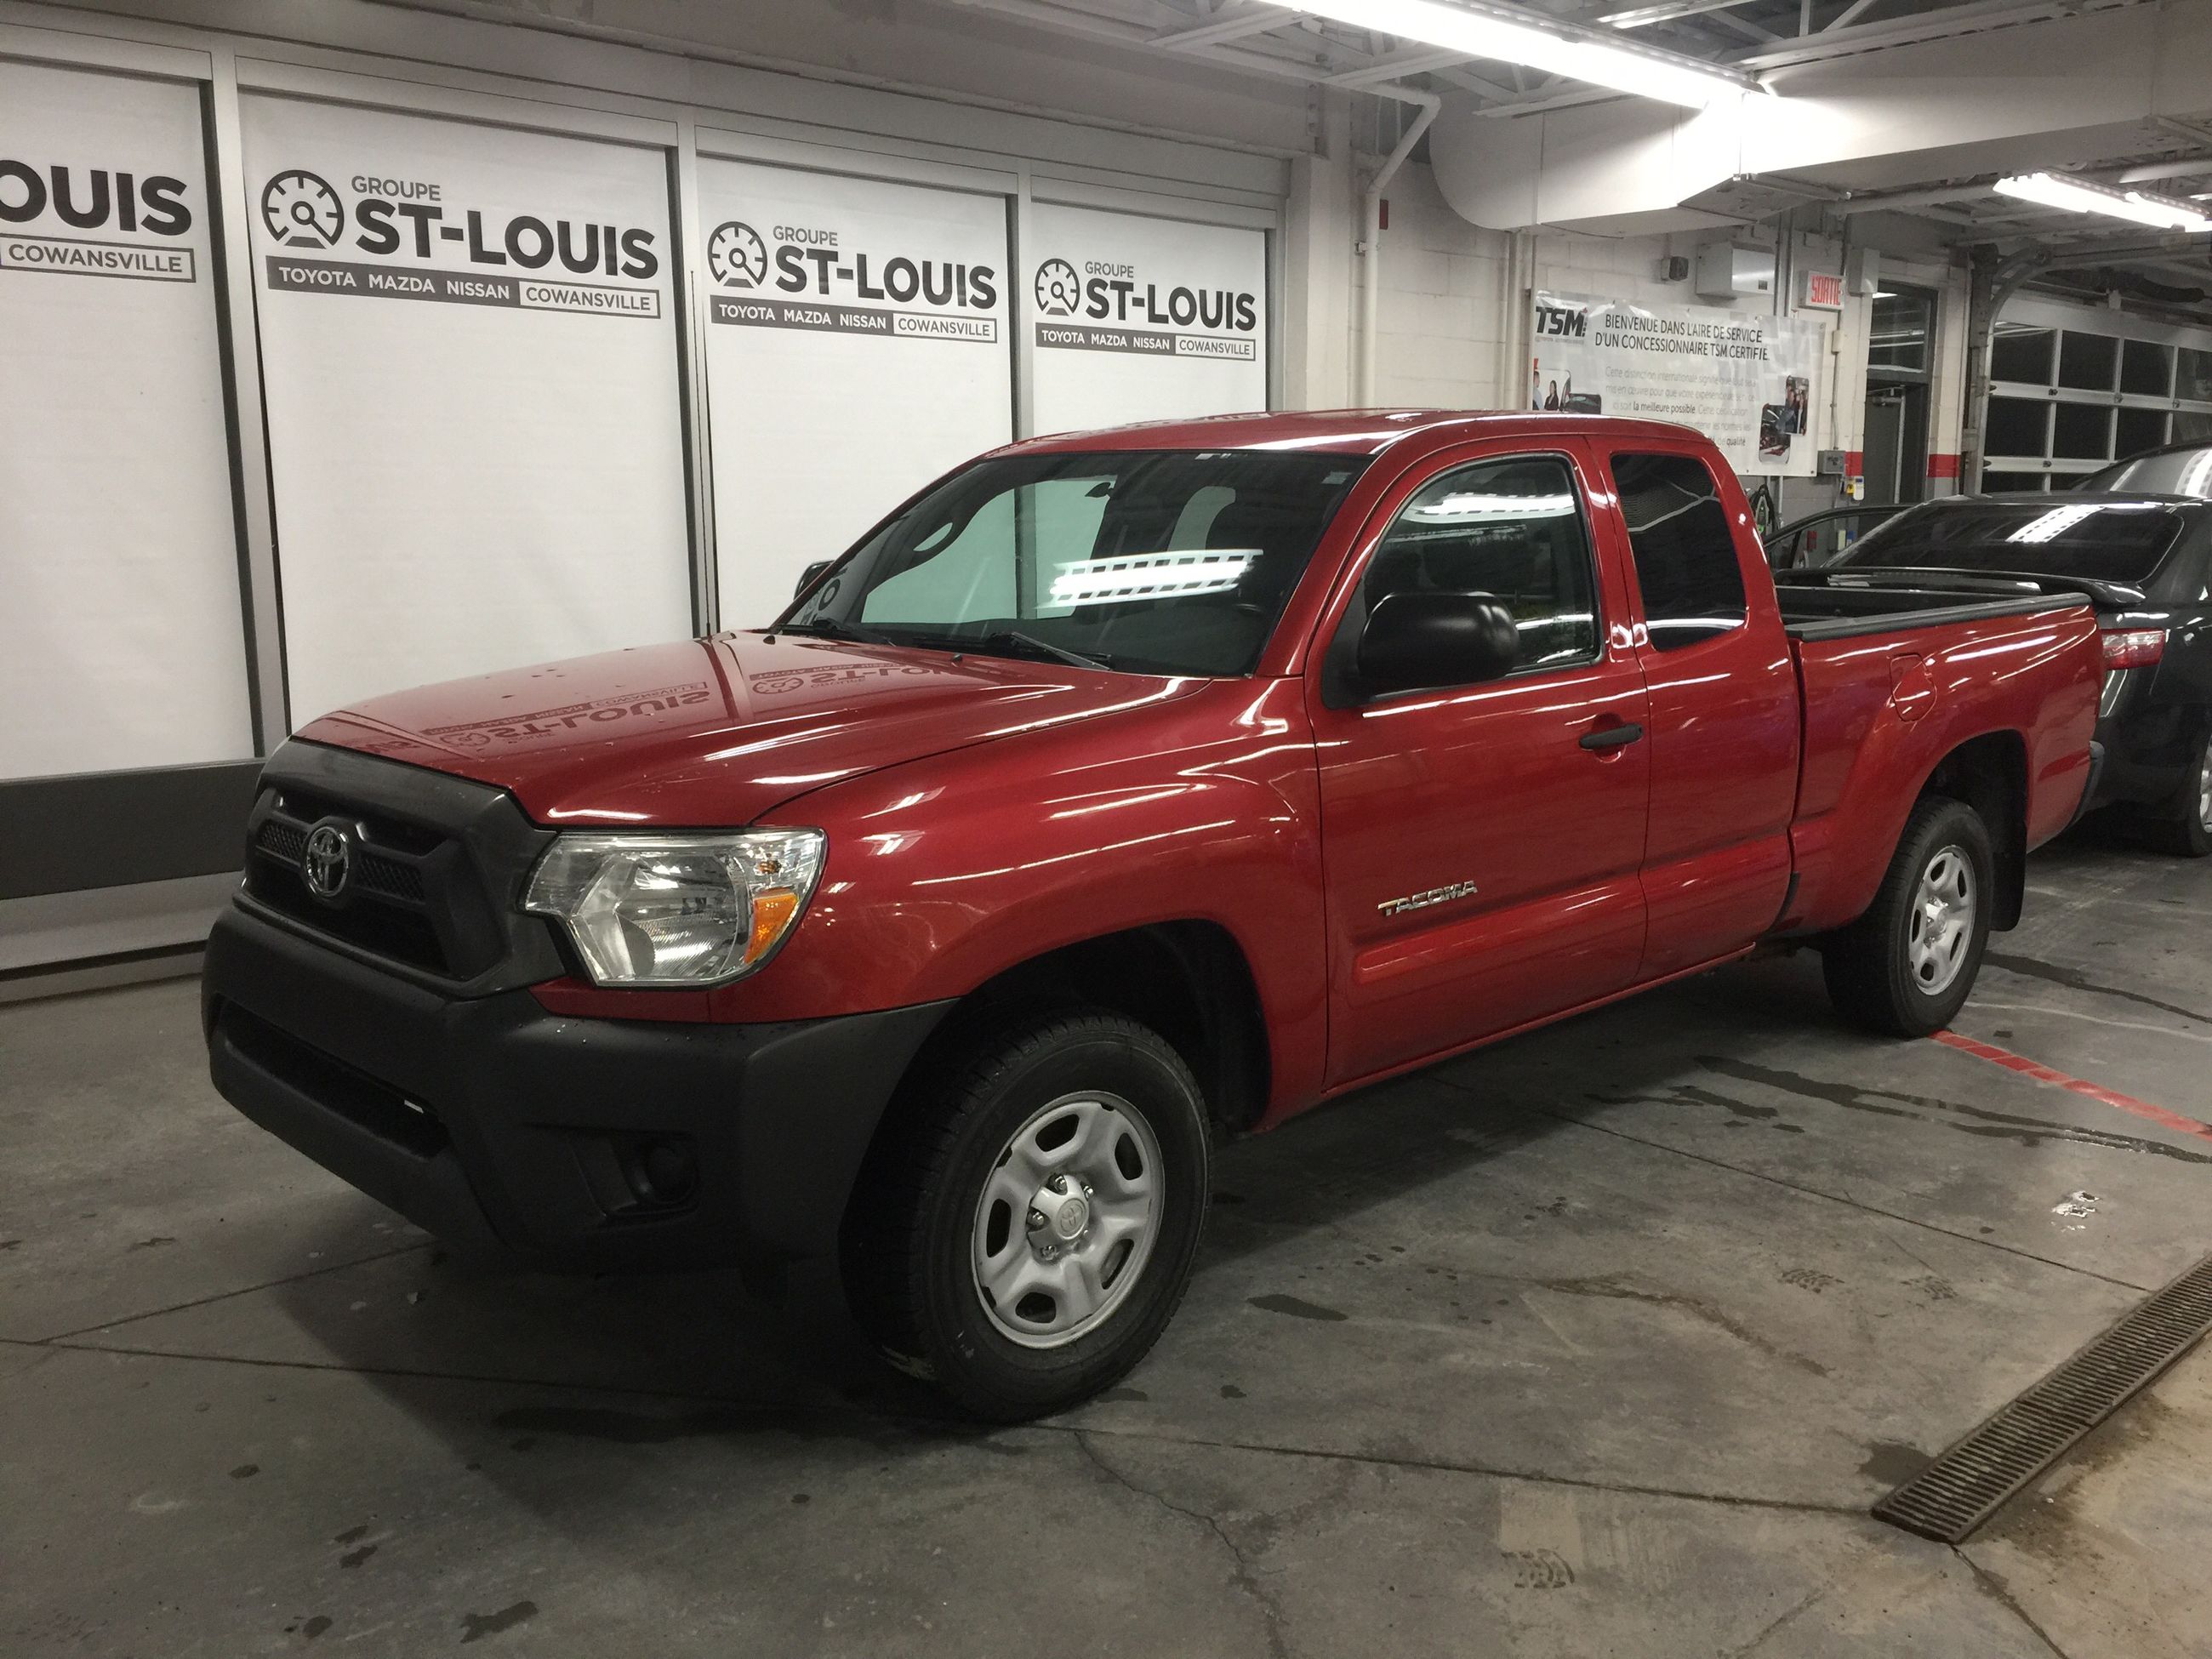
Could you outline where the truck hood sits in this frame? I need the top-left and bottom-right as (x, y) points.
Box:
(295, 633), (1203, 826)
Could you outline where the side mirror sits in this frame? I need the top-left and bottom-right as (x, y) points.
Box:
(1356, 590), (1519, 696)
(795, 560), (833, 598)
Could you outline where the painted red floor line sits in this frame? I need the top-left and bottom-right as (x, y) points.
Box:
(1931, 1029), (2212, 1145)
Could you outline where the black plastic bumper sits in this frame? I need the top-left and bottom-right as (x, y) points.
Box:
(202, 902), (953, 1271)
(2068, 739), (2107, 829)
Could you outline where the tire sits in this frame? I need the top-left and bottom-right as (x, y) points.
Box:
(840, 1011), (1211, 1421)
(2141, 724), (2212, 858)
(1821, 795), (1995, 1037)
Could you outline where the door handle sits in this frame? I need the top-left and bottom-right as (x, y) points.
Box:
(1578, 721), (1645, 751)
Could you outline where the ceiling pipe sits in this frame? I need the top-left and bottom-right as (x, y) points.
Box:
(1359, 88), (1442, 408)
(1836, 183), (1993, 214)
(2112, 157), (2212, 185)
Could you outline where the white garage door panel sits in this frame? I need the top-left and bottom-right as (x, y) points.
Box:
(0, 60), (253, 782)
(1029, 202), (1268, 438)
(698, 161), (1012, 626)
(241, 96), (692, 726)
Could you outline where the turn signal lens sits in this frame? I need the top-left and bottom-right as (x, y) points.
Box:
(2100, 628), (2166, 670)
(743, 887), (803, 968)
(522, 829), (825, 988)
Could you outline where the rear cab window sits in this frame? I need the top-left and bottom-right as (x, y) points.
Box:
(1610, 452), (1747, 651)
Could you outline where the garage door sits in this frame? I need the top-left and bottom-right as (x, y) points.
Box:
(0, 59), (252, 782)
(240, 94), (693, 727)
(696, 158), (1015, 626)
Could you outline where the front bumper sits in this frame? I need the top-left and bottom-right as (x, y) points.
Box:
(203, 902), (952, 1271)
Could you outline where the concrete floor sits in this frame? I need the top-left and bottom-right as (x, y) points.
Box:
(3, 829), (2209, 1657)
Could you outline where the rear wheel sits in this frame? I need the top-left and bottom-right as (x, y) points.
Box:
(2141, 724), (2212, 858)
(1821, 796), (1994, 1037)
(841, 1012), (1210, 1420)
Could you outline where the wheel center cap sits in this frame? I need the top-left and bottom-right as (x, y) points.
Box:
(1052, 1195), (1089, 1240)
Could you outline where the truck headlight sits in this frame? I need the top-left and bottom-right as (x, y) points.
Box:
(522, 830), (826, 988)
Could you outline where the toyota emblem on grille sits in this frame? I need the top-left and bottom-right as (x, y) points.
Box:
(301, 823), (354, 904)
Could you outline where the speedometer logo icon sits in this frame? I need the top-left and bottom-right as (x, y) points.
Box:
(260, 169), (344, 248)
(1034, 258), (1081, 317)
(708, 220), (769, 288)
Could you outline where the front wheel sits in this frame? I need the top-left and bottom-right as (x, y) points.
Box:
(841, 1012), (1210, 1420)
(1821, 796), (1994, 1037)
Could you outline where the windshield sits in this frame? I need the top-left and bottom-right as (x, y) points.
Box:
(1831, 499), (2183, 583)
(778, 448), (1369, 677)
(2084, 448), (2212, 497)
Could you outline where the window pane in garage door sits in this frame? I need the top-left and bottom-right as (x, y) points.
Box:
(696, 160), (1013, 627)
(1028, 202), (1267, 438)
(241, 96), (693, 727)
(0, 60), (252, 780)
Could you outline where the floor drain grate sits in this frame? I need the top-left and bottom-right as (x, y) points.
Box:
(1874, 1254), (2212, 1544)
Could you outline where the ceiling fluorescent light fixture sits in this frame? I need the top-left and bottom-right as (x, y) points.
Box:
(1293, 0), (1750, 108)
(1993, 172), (2212, 233)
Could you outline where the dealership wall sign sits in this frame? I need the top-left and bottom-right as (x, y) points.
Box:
(251, 162), (664, 317)
(1530, 290), (1827, 477)
(242, 95), (693, 726)
(1029, 202), (1267, 435)
(696, 158), (1013, 624)
(1029, 254), (1258, 358)
(1, 60), (254, 781)
(704, 213), (1000, 341)
(0, 157), (197, 281)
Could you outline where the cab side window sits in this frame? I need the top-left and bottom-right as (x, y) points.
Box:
(1611, 451), (1747, 651)
(1365, 455), (1599, 674)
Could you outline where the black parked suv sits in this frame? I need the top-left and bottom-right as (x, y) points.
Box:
(1782, 493), (2212, 854)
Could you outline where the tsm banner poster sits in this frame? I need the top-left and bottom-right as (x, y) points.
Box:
(1, 60), (253, 780)
(1029, 203), (1268, 436)
(242, 95), (692, 726)
(1530, 290), (1827, 478)
(696, 159), (1012, 624)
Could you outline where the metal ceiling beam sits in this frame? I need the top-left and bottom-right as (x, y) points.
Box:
(1325, 44), (1481, 85)
(1428, 62), (1531, 98)
(1593, 0), (1761, 26)
(1149, 3), (1291, 48)
(1824, 0), (1884, 29)
(1709, 14), (1782, 41)
(1731, 0), (2123, 71)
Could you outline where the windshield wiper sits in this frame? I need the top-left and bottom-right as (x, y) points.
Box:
(969, 630), (1113, 671)
(778, 615), (902, 647)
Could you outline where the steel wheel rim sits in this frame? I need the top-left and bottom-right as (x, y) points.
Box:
(970, 1090), (1164, 1349)
(1907, 844), (1976, 997)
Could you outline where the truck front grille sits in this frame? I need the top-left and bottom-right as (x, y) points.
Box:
(245, 795), (463, 975)
(232, 740), (567, 995)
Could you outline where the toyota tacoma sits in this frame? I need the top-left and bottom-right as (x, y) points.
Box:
(204, 413), (2103, 1418)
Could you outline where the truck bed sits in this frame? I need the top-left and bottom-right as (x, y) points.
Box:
(1777, 582), (2103, 938)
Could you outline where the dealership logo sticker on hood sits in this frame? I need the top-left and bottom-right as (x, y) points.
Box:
(251, 164), (665, 319)
(704, 214), (1001, 345)
(0, 157), (197, 282)
(1029, 252), (1258, 360)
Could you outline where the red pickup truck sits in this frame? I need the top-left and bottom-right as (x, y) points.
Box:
(204, 413), (2101, 1417)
